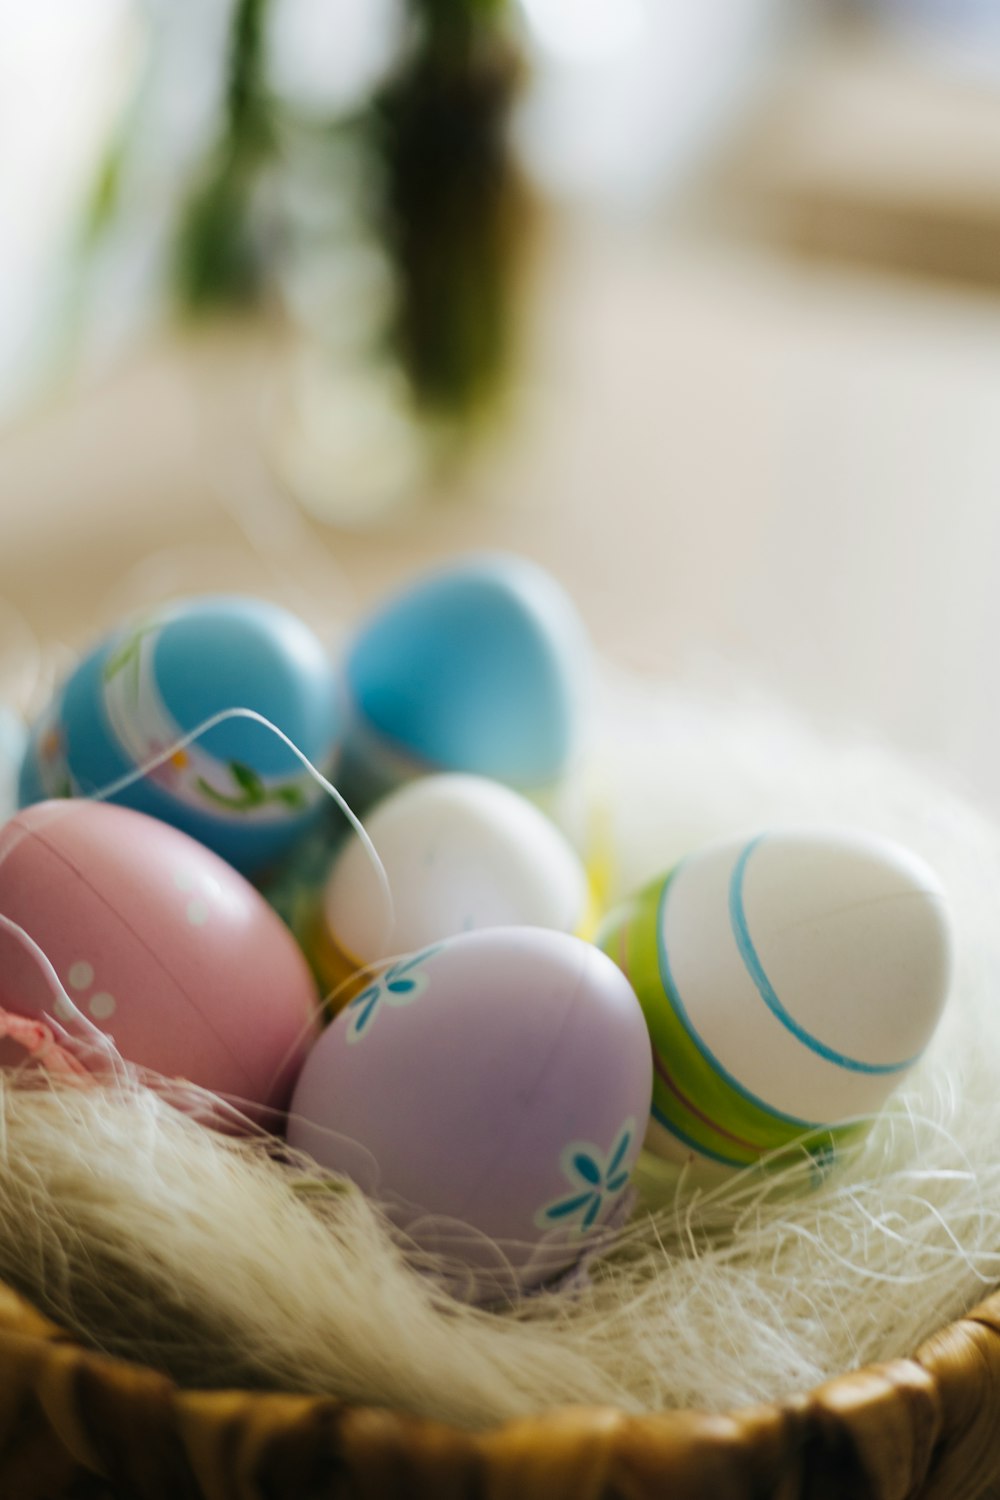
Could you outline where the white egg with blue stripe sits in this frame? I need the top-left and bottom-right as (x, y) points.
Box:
(598, 828), (953, 1175)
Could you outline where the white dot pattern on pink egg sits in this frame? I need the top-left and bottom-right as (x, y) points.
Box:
(60, 960), (96, 1019)
(173, 866), (215, 927)
(61, 959), (117, 1021)
(1, 798), (321, 1119)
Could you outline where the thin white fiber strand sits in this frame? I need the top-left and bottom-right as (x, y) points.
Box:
(0, 675), (999, 1425)
(86, 706), (394, 943)
(0, 914), (122, 1073)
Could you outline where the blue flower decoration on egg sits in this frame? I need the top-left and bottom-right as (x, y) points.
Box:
(536, 1119), (636, 1232)
(346, 946), (443, 1043)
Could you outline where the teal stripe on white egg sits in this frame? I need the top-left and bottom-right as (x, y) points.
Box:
(659, 830), (952, 1126)
(644, 1110), (750, 1176)
(732, 832), (951, 1068)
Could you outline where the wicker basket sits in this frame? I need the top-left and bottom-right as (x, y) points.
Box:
(4, 1272), (1000, 1500)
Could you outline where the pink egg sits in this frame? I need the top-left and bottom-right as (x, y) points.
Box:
(287, 928), (652, 1297)
(0, 800), (320, 1121)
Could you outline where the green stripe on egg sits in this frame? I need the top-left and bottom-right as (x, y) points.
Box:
(600, 871), (854, 1171)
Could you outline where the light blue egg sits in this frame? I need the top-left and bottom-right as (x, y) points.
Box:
(18, 596), (343, 874)
(343, 555), (588, 804)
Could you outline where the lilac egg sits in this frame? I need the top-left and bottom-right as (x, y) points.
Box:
(287, 928), (652, 1297)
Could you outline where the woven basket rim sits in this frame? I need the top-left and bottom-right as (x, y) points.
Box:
(3, 1274), (1000, 1499)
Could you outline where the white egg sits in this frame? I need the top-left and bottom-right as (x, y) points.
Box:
(598, 827), (953, 1173)
(318, 774), (591, 986)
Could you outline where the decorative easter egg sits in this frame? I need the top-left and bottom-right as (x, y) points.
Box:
(341, 554), (588, 806)
(0, 800), (320, 1119)
(597, 829), (953, 1175)
(287, 928), (652, 1296)
(18, 596), (343, 874)
(314, 773), (593, 996)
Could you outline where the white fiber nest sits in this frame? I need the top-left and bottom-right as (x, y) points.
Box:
(2, 669), (1000, 1429)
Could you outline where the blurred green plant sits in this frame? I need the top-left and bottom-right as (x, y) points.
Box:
(175, 0), (274, 309)
(165, 0), (528, 431)
(374, 0), (527, 422)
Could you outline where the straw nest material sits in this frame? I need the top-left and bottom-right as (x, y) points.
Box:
(3, 672), (1000, 1500)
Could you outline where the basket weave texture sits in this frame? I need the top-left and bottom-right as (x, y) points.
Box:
(4, 1276), (1000, 1500)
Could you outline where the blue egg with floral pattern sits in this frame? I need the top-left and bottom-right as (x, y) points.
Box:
(18, 596), (343, 875)
(341, 555), (589, 807)
(287, 927), (652, 1299)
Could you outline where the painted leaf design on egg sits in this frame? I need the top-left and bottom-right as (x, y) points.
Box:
(604, 1127), (633, 1193)
(232, 762), (266, 796)
(345, 946), (444, 1044)
(102, 620), (159, 704)
(536, 1120), (637, 1233)
(572, 1152), (601, 1186)
(276, 784), (307, 809)
(194, 761), (309, 816)
(346, 983), (382, 1038)
(543, 1192), (596, 1222)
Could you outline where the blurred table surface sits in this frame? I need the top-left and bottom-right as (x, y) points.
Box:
(3, 220), (1000, 812)
(718, 21), (1000, 288)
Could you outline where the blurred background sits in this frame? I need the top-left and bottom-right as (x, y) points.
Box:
(3, 0), (1000, 804)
